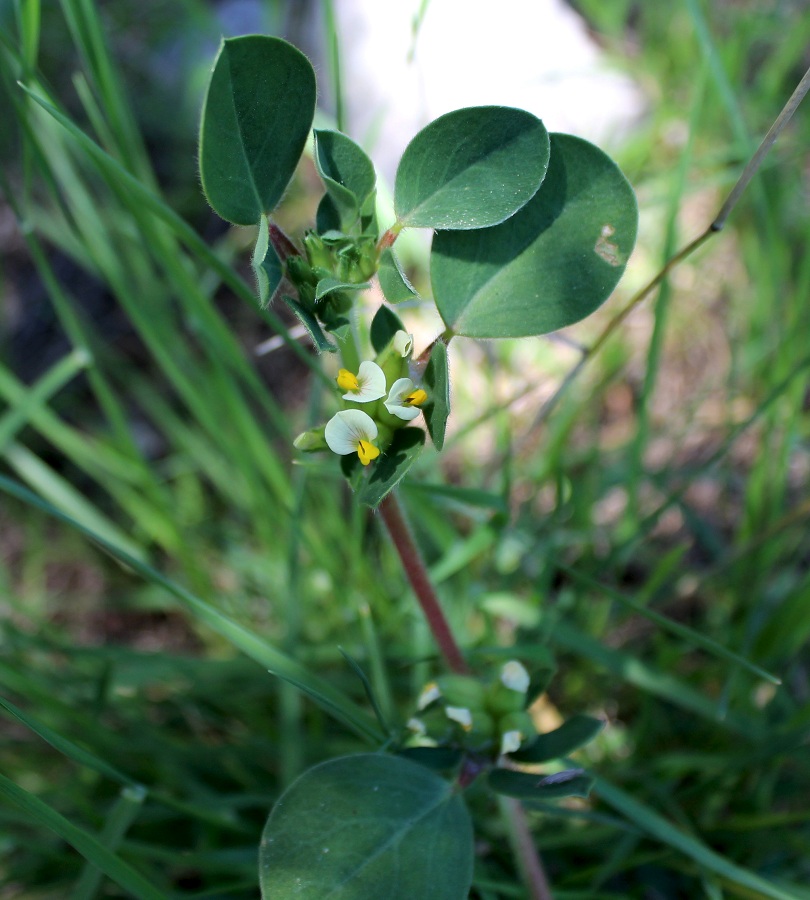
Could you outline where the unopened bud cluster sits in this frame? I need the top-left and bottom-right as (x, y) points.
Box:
(407, 660), (537, 758)
(285, 231), (378, 332)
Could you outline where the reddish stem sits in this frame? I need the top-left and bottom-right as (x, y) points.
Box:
(378, 493), (470, 674)
(376, 225), (401, 253)
(268, 221), (301, 260)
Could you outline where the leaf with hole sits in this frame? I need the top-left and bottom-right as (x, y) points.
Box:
(394, 106), (550, 230)
(199, 35), (316, 225)
(259, 753), (473, 899)
(431, 133), (638, 338)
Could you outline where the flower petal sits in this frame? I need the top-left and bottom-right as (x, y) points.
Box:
(500, 729), (524, 755)
(500, 660), (530, 694)
(384, 377), (421, 421)
(393, 330), (414, 358)
(340, 360), (386, 402)
(445, 706), (473, 731)
(324, 410), (378, 455)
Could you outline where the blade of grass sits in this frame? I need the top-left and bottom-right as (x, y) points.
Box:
(556, 564), (780, 684)
(0, 473), (385, 744)
(0, 773), (166, 900)
(70, 785), (148, 900)
(549, 619), (756, 734)
(595, 775), (804, 900)
(0, 348), (90, 451)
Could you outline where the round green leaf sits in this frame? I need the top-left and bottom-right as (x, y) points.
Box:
(199, 35), (316, 225)
(259, 753), (473, 899)
(394, 106), (550, 230)
(430, 133), (638, 338)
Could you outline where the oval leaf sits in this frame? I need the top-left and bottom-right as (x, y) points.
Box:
(314, 129), (377, 233)
(370, 305), (406, 354)
(422, 341), (450, 450)
(431, 133), (638, 338)
(282, 296), (336, 354)
(357, 427), (425, 508)
(379, 249), (419, 304)
(252, 217), (282, 307)
(394, 106), (550, 230)
(488, 767), (595, 801)
(260, 754), (473, 900)
(199, 35), (316, 225)
(509, 714), (604, 763)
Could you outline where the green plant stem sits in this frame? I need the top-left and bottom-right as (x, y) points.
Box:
(378, 492), (469, 674)
(499, 796), (554, 900)
(521, 63), (810, 440)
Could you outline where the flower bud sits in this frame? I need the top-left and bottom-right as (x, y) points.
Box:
(436, 675), (487, 711)
(486, 660), (531, 716)
(302, 231), (334, 270)
(466, 710), (497, 750)
(293, 427), (327, 452)
(497, 711), (536, 755)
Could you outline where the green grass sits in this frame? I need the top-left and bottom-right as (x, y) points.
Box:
(2, 0), (810, 896)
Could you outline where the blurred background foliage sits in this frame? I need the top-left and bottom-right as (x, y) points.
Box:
(1, 0), (809, 897)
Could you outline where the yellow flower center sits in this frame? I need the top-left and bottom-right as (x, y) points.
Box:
(357, 440), (380, 466)
(337, 369), (359, 392)
(405, 389), (428, 406)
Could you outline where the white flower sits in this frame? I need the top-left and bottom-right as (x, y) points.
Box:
(445, 706), (473, 731)
(384, 378), (428, 421)
(335, 360), (386, 403)
(393, 330), (414, 358)
(417, 681), (442, 710)
(500, 729), (524, 755)
(324, 410), (381, 466)
(500, 661), (530, 694)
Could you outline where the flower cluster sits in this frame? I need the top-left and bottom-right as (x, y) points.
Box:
(295, 330), (429, 466)
(406, 660), (537, 759)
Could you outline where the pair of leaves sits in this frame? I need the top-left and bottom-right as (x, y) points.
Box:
(488, 715), (603, 801)
(201, 38), (638, 346)
(431, 133), (639, 338)
(391, 107), (637, 341)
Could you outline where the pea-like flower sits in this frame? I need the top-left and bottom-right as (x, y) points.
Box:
(500, 660), (530, 694)
(393, 330), (414, 358)
(384, 378), (428, 421)
(335, 361), (387, 403)
(445, 706), (473, 732)
(500, 729), (524, 756)
(324, 409), (381, 466)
